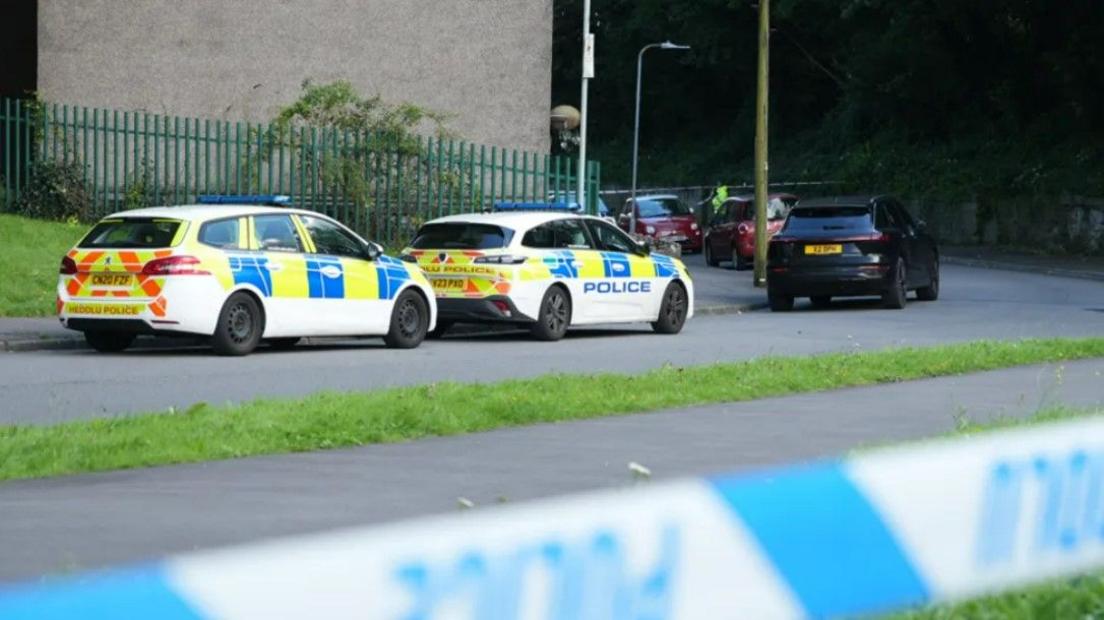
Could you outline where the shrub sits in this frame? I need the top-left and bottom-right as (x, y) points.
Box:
(13, 160), (93, 222)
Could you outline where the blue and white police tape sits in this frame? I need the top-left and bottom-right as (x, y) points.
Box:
(3, 416), (1104, 619)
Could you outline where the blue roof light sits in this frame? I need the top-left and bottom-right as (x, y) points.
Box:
(492, 201), (580, 212)
(196, 195), (293, 207)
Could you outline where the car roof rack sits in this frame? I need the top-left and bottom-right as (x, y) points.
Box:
(492, 201), (581, 212)
(196, 194), (293, 207)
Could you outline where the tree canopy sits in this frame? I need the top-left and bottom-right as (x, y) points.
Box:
(552, 0), (1104, 195)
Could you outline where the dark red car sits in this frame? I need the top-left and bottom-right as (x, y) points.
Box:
(704, 193), (798, 270)
(617, 194), (703, 253)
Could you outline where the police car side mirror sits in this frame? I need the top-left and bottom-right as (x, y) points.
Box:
(364, 241), (384, 261)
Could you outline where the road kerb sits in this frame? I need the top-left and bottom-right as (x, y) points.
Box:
(0, 303), (761, 352)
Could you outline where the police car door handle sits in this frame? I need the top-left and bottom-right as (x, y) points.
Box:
(264, 263), (283, 272)
(572, 261), (584, 268)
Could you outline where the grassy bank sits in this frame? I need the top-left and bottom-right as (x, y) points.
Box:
(0, 214), (84, 317)
(2, 337), (1103, 481)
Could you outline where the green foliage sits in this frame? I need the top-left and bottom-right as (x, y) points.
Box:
(0, 214), (86, 316)
(254, 80), (460, 239)
(1, 337), (1102, 480)
(12, 160), (94, 222)
(553, 0), (1104, 200)
(122, 163), (154, 211)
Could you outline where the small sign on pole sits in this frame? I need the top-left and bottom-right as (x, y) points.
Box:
(583, 34), (596, 79)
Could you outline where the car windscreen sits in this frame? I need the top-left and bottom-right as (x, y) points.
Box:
(636, 198), (691, 218)
(783, 207), (872, 232)
(78, 218), (183, 248)
(409, 223), (513, 249)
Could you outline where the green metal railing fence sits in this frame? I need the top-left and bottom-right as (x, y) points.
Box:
(0, 97), (601, 243)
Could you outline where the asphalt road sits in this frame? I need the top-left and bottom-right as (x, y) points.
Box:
(2, 359), (1101, 581)
(2, 261), (1104, 425)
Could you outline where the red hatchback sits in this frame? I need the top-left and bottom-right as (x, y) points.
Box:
(704, 193), (797, 270)
(618, 195), (703, 253)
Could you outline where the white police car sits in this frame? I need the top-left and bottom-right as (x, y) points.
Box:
(57, 195), (437, 355)
(402, 203), (694, 340)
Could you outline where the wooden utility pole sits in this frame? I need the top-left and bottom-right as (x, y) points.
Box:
(753, 0), (770, 287)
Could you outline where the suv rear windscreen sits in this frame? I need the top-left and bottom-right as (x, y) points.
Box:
(784, 207), (872, 232)
(78, 218), (183, 248)
(410, 223), (513, 250)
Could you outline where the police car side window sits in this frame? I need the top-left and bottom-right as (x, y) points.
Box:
(198, 218), (242, 249)
(522, 220), (593, 250)
(587, 220), (637, 254)
(252, 214), (304, 253)
(299, 215), (364, 258)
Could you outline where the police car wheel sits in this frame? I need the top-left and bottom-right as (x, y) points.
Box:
(384, 290), (428, 349)
(652, 282), (689, 334)
(84, 331), (136, 353)
(427, 320), (454, 339)
(212, 292), (264, 356)
(530, 285), (571, 341)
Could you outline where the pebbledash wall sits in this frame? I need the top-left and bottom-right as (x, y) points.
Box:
(35, 0), (552, 154)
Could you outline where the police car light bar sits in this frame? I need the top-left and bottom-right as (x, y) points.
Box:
(196, 195), (293, 207)
(492, 201), (580, 212)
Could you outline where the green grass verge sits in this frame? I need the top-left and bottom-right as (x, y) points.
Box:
(2, 337), (1103, 481)
(0, 214), (84, 317)
(887, 405), (1104, 620)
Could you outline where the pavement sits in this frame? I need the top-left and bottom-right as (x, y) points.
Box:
(943, 245), (1104, 282)
(2, 359), (1101, 581)
(3, 261), (1103, 425)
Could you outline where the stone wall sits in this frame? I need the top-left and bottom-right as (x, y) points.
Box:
(37, 0), (552, 153)
(911, 196), (1104, 254)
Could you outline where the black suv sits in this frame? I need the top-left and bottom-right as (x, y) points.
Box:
(766, 195), (939, 311)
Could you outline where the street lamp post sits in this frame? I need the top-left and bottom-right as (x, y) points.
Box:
(630, 41), (690, 235)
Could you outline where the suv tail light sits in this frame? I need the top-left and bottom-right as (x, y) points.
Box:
(141, 255), (210, 276)
(59, 256), (78, 275)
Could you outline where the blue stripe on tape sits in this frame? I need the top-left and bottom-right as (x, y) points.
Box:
(709, 462), (930, 618)
(0, 566), (203, 620)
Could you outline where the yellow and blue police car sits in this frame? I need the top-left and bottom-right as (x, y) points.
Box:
(57, 195), (436, 355)
(402, 203), (694, 340)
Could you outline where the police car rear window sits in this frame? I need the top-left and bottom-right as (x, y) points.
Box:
(410, 223), (513, 250)
(78, 218), (182, 248)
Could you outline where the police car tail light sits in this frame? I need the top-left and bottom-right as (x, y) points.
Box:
(473, 255), (527, 265)
(491, 300), (512, 316)
(59, 256), (78, 275)
(142, 256), (210, 276)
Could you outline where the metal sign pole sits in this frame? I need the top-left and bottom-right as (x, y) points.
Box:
(577, 0), (593, 213)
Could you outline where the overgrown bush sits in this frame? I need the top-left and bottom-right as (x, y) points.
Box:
(13, 160), (93, 222)
(254, 80), (461, 240)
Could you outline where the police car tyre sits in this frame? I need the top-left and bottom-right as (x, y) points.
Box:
(704, 243), (720, 267)
(530, 285), (571, 342)
(427, 320), (454, 340)
(383, 289), (428, 349)
(768, 289), (794, 312)
(651, 281), (688, 334)
(917, 257), (940, 301)
(84, 331), (136, 353)
(212, 292), (264, 356)
(267, 337), (300, 350)
(882, 258), (908, 310)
